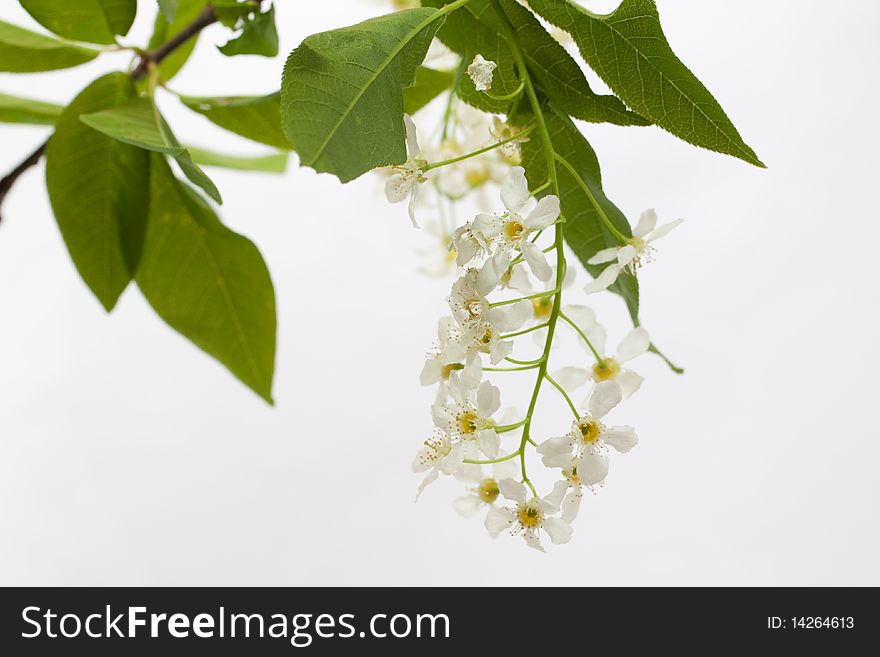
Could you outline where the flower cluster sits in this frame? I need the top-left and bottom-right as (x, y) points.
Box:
(377, 50), (681, 551)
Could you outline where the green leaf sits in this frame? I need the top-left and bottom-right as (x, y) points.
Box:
(180, 93), (291, 150)
(281, 7), (446, 182)
(45, 73), (150, 311)
(138, 154), (276, 403)
(147, 0), (207, 82)
(528, 0), (764, 166)
(218, 3), (278, 57)
(18, 0), (137, 45)
(211, 0), (255, 28)
(0, 91), (63, 125)
(403, 66), (455, 115)
(519, 103), (639, 321)
(80, 97), (223, 204)
(0, 19), (98, 72)
(496, 0), (648, 127)
(157, 0), (179, 22)
(187, 146), (288, 173)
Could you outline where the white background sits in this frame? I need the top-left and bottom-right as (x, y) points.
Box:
(1, 0), (878, 585)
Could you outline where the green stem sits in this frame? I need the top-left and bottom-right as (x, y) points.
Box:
(489, 289), (558, 308)
(494, 419), (527, 433)
(484, 79), (526, 101)
(424, 123), (535, 171)
(544, 373), (580, 419)
(500, 323), (548, 340)
(464, 450), (521, 465)
(559, 311), (602, 362)
(484, 364), (541, 372)
(488, 0), (564, 499)
(505, 356), (545, 366)
(554, 153), (628, 244)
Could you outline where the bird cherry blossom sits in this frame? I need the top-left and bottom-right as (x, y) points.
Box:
(467, 54), (497, 92)
(485, 479), (572, 551)
(585, 209), (683, 293)
(385, 114), (426, 227)
(553, 326), (650, 398)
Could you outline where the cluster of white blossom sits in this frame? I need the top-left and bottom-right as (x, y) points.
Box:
(379, 47), (681, 551)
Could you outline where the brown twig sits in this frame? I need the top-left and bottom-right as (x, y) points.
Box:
(0, 5), (219, 224)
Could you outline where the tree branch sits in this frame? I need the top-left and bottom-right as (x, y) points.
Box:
(0, 5), (220, 224)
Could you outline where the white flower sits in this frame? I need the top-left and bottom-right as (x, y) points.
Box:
(584, 209), (683, 293)
(484, 479), (572, 551)
(472, 167), (560, 282)
(431, 374), (503, 458)
(537, 380), (637, 478)
(448, 269), (490, 330)
(419, 317), (468, 386)
(452, 222), (493, 267)
(553, 326), (650, 398)
(385, 114), (426, 227)
(545, 454), (608, 523)
(453, 458), (519, 518)
(490, 117), (530, 164)
(467, 54), (497, 92)
(412, 431), (472, 498)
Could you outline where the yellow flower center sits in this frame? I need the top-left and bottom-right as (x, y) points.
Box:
(564, 466), (581, 486)
(503, 219), (524, 242)
(478, 478), (500, 504)
(578, 418), (601, 444)
(458, 411), (480, 435)
(465, 298), (483, 320)
(465, 167), (490, 187)
(532, 296), (553, 320)
(592, 358), (621, 381)
(517, 503), (542, 528)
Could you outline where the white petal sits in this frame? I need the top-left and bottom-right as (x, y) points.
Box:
(587, 247), (619, 265)
(525, 195), (560, 230)
(616, 244), (637, 267)
(454, 494), (483, 518)
(616, 327), (650, 363)
(493, 458), (519, 481)
(476, 429), (500, 458)
(522, 529), (545, 552)
(416, 468), (439, 499)
(647, 218), (684, 242)
(472, 213), (501, 240)
(633, 208), (657, 238)
(403, 114), (420, 159)
(489, 339), (514, 365)
(439, 443), (464, 474)
(501, 166), (529, 213)
(384, 174), (410, 204)
(578, 450), (609, 485)
(588, 380), (623, 418)
(477, 381), (501, 417)
(536, 436), (572, 457)
(407, 185), (419, 228)
(617, 369), (644, 397)
(506, 265), (532, 291)
(454, 463), (482, 483)
(553, 366), (590, 391)
(584, 264), (619, 294)
(603, 426), (638, 453)
(498, 478), (527, 503)
(485, 507), (514, 537)
(419, 359), (442, 386)
(543, 517), (572, 545)
(545, 479), (569, 508)
(561, 489), (583, 523)
(460, 356), (483, 390)
(431, 404), (455, 430)
(521, 240), (552, 282)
